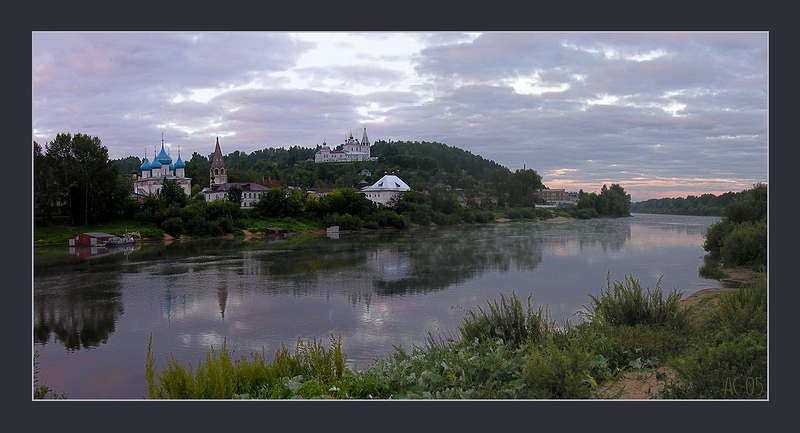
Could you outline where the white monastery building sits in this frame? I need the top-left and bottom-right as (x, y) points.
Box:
(361, 173), (411, 205)
(134, 137), (192, 196)
(200, 137), (270, 208)
(314, 127), (377, 163)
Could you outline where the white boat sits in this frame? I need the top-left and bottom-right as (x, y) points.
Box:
(104, 233), (135, 247)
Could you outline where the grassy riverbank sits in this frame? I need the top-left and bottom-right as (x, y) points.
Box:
(137, 270), (766, 400)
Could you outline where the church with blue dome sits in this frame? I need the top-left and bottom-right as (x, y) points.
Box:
(133, 136), (192, 196)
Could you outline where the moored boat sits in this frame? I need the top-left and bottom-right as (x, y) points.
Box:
(104, 233), (135, 247)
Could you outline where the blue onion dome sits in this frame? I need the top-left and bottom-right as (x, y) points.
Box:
(140, 156), (151, 171)
(174, 151), (186, 169)
(156, 142), (172, 166)
(150, 155), (163, 169)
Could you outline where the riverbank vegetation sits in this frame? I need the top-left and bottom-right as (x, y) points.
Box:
(699, 183), (767, 278)
(143, 271), (766, 399)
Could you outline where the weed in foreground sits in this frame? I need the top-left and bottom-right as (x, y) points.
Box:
(580, 272), (688, 330)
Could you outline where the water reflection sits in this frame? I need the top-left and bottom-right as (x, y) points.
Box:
(33, 214), (723, 398)
(33, 277), (124, 350)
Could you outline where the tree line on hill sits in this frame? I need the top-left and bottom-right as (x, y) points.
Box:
(34, 133), (632, 237)
(630, 191), (743, 216)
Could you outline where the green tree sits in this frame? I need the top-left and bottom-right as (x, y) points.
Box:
(159, 178), (188, 207)
(703, 184), (767, 268)
(506, 169), (543, 208)
(255, 187), (290, 217)
(33, 142), (62, 225)
(43, 133), (122, 226)
(227, 185), (243, 206)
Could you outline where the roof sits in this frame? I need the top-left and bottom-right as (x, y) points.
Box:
(203, 182), (270, 193)
(361, 174), (410, 192)
(82, 232), (114, 238)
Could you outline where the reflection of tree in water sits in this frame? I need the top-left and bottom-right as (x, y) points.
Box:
(629, 214), (720, 236)
(33, 279), (124, 351)
(372, 226), (544, 296)
(209, 227), (546, 297)
(549, 218), (632, 253)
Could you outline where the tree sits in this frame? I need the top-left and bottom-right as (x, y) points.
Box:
(159, 178), (188, 207)
(226, 185), (243, 206)
(255, 187), (290, 217)
(703, 184), (767, 268)
(33, 141), (62, 225)
(43, 133), (121, 226)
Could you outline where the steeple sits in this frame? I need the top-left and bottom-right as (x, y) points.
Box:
(210, 136), (227, 185)
(361, 126), (370, 146)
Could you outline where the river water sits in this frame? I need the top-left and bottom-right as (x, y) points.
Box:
(33, 213), (722, 399)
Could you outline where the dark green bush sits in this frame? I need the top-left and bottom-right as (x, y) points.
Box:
(720, 220), (767, 267)
(714, 277), (767, 335)
(664, 329), (767, 399)
(323, 213), (363, 231)
(524, 336), (596, 399)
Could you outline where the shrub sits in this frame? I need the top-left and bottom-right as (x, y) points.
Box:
(580, 273), (688, 330)
(524, 336), (596, 399)
(664, 278), (767, 399)
(664, 329), (767, 399)
(459, 292), (551, 348)
(714, 277), (767, 336)
(323, 213), (363, 231)
(699, 262), (728, 280)
(720, 220), (767, 267)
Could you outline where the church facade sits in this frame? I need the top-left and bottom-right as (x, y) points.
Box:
(133, 138), (192, 196)
(314, 127), (377, 163)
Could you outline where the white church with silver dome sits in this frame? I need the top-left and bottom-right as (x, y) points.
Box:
(133, 136), (192, 196)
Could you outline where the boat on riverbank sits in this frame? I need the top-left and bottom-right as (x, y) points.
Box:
(104, 233), (135, 247)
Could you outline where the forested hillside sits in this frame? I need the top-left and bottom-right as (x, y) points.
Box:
(114, 139), (542, 208)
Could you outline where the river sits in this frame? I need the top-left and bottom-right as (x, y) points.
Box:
(33, 213), (722, 399)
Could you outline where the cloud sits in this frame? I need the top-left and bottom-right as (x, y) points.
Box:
(32, 31), (768, 201)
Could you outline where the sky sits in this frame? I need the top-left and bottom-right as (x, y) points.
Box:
(32, 31), (768, 202)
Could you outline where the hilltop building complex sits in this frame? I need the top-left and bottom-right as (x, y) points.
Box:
(314, 127), (377, 163)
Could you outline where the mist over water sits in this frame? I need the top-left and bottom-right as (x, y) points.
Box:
(33, 213), (721, 399)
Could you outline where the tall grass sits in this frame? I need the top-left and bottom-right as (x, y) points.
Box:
(580, 273), (688, 330)
(145, 333), (360, 399)
(459, 292), (551, 348)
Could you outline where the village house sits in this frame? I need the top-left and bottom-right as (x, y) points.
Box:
(360, 173), (411, 206)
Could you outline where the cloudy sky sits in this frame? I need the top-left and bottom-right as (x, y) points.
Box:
(32, 31), (768, 202)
